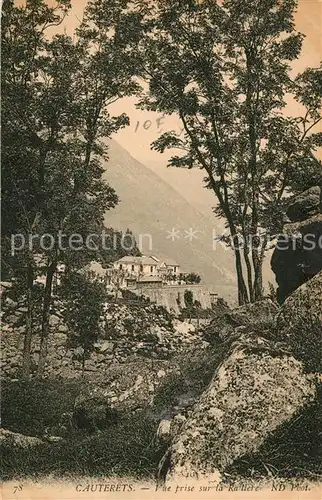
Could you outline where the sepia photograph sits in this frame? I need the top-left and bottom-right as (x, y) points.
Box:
(1, 0), (321, 498)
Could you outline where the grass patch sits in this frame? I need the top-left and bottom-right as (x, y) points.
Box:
(0, 378), (166, 481)
(0, 411), (166, 481)
(1, 379), (82, 437)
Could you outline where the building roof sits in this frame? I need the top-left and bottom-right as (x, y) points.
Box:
(164, 258), (179, 267)
(141, 256), (160, 265)
(115, 255), (179, 267)
(149, 255), (160, 263)
(115, 255), (140, 264)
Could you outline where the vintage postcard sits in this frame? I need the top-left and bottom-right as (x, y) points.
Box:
(1, 0), (321, 499)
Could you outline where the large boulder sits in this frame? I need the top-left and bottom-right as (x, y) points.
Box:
(276, 271), (322, 372)
(271, 186), (322, 304)
(72, 358), (177, 432)
(157, 336), (316, 484)
(0, 429), (44, 448)
(286, 186), (321, 222)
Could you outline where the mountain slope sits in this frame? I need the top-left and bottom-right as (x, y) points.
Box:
(144, 158), (276, 290)
(102, 140), (238, 301)
(147, 159), (223, 222)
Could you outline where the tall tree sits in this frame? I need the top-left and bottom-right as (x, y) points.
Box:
(136, 0), (322, 304)
(2, 0), (73, 377)
(1, 0), (142, 377)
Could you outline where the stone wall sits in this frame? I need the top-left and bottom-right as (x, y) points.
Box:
(1, 298), (208, 379)
(132, 284), (212, 314)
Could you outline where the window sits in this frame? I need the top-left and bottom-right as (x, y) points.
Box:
(150, 266), (153, 273)
(119, 264), (123, 270)
(140, 264), (143, 272)
(131, 264), (135, 271)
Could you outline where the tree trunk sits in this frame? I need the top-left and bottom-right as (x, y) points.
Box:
(21, 262), (34, 379)
(250, 201), (262, 301)
(234, 247), (249, 305)
(252, 248), (263, 301)
(243, 249), (255, 302)
(179, 112), (249, 306)
(250, 193), (263, 302)
(229, 228), (249, 305)
(253, 265), (262, 300)
(253, 233), (268, 301)
(245, 46), (263, 302)
(36, 259), (57, 378)
(223, 213), (248, 306)
(241, 224), (255, 303)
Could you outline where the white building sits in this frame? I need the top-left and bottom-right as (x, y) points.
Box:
(113, 255), (180, 281)
(158, 258), (180, 275)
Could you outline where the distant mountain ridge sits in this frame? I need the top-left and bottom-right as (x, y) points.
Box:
(102, 140), (238, 302)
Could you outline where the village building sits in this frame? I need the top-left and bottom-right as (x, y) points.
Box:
(113, 255), (180, 284)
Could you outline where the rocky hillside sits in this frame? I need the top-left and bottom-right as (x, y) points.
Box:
(1, 295), (208, 380)
(155, 187), (322, 485)
(1, 186), (321, 486)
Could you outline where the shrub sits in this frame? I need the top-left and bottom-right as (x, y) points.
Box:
(287, 320), (322, 373)
(212, 297), (231, 316)
(153, 372), (189, 413)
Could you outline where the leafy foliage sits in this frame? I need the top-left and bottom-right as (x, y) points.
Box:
(59, 271), (107, 371)
(136, 0), (322, 304)
(183, 289), (194, 308)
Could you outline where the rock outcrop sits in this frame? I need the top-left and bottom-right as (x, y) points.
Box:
(158, 268), (321, 484)
(73, 358), (178, 418)
(72, 394), (119, 432)
(271, 186), (322, 304)
(277, 271), (322, 373)
(0, 429), (44, 448)
(158, 335), (317, 484)
(286, 186), (321, 222)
